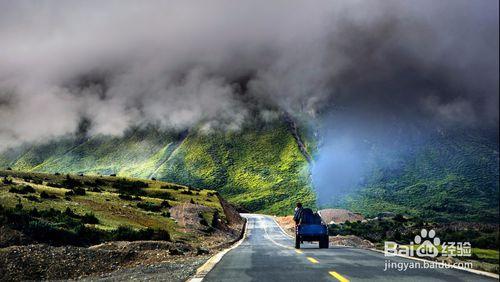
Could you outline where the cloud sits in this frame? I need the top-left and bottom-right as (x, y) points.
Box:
(0, 0), (497, 149)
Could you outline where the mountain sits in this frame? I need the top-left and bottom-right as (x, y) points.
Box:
(1, 117), (498, 221)
(342, 129), (499, 223)
(0, 117), (317, 215)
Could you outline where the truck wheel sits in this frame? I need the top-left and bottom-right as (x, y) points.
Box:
(295, 236), (300, 249)
(319, 236), (329, 248)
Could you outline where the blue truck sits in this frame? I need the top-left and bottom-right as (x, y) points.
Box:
(295, 208), (329, 249)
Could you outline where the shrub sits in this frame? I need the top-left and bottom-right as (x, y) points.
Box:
(199, 218), (209, 226)
(22, 185), (35, 193)
(24, 195), (40, 202)
(162, 185), (182, 190)
(9, 185), (35, 194)
(119, 194), (142, 201)
(112, 179), (148, 195)
(2, 177), (13, 185)
(112, 226), (170, 241)
(74, 225), (103, 244)
(29, 208), (40, 217)
(90, 187), (102, 192)
(64, 207), (77, 217)
(151, 229), (171, 241)
(93, 179), (106, 186)
(81, 213), (99, 224)
(160, 200), (171, 208)
(153, 192), (176, 200)
(137, 202), (162, 212)
(72, 187), (86, 196)
(394, 214), (407, 222)
(23, 176), (33, 182)
(46, 182), (63, 188)
(118, 194), (133, 200)
(181, 190), (194, 195)
(26, 220), (64, 241)
(62, 175), (83, 189)
(40, 191), (58, 199)
(65, 190), (75, 196)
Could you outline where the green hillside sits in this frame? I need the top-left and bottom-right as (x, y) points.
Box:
(0, 119), (316, 215)
(154, 123), (316, 214)
(343, 129), (499, 223)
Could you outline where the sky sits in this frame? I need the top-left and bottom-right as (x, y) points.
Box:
(0, 1), (498, 203)
(0, 0), (498, 149)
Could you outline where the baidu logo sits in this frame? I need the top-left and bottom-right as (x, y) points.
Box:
(384, 228), (471, 258)
(413, 229), (440, 258)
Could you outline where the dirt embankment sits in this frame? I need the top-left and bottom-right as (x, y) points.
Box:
(217, 194), (245, 228)
(318, 209), (365, 224)
(328, 235), (374, 248)
(275, 216), (296, 236)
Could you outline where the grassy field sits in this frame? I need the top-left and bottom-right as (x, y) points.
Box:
(0, 170), (222, 241)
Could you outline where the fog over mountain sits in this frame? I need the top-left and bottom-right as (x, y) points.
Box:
(0, 0), (497, 150)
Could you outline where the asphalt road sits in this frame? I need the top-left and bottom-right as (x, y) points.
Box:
(203, 214), (496, 282)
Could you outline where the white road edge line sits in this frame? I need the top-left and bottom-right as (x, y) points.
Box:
(370, 249), (499, 279)
(187, 218), (249, 282)
(262, 216), (293, 250)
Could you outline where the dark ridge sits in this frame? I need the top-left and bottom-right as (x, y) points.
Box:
(282, 112), (312, 164)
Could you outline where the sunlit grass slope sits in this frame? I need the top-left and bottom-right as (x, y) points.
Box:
(154, 122), (316, 214)
(0, 170), (222, 239)
(0, 121), (316, 215)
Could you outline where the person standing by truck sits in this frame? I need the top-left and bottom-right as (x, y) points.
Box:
(293, 202), (303, 225)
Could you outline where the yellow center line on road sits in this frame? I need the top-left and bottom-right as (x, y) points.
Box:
(295, 250), (303, 254)
(329, 271), (350, 282)
(307, 257), (319, 264)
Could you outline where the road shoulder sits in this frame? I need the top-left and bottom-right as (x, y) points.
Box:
(188, 217), (248, 282)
